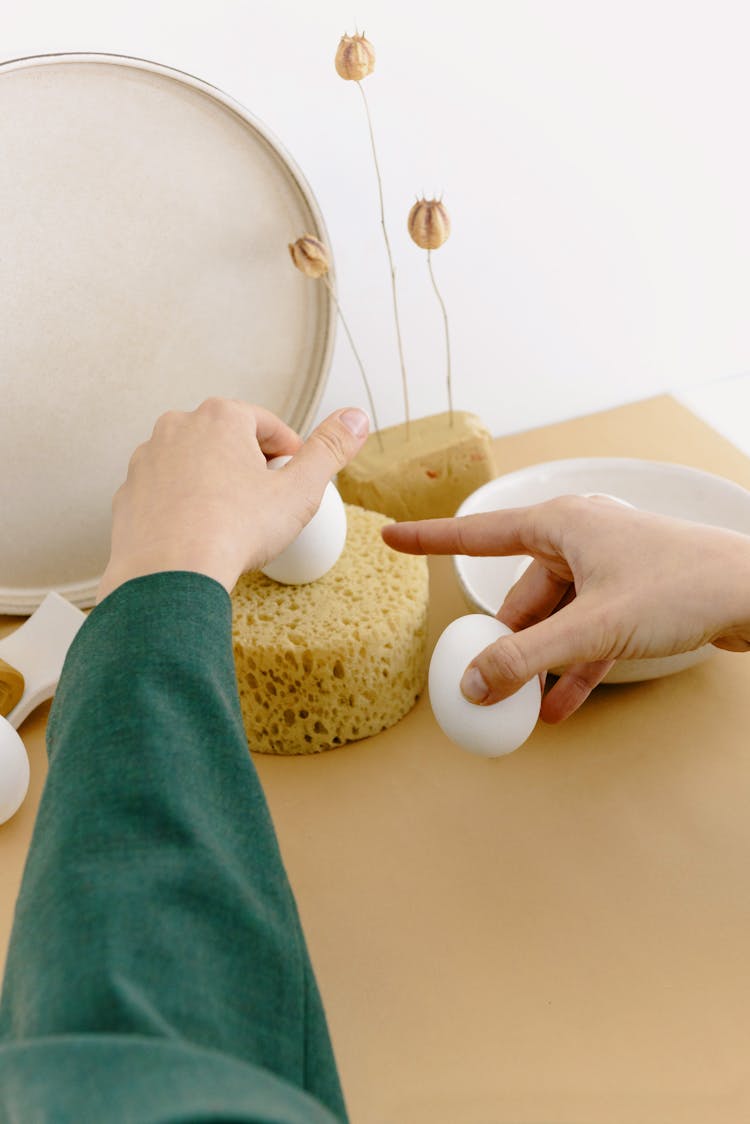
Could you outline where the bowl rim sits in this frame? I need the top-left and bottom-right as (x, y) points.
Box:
(453, 455), (750, 619)
(452, 455), (750, 682)
(455, 455), (750, 521)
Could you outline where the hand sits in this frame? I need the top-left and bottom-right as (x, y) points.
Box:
(382, 495), (750, 722)
(97, 399), (369, 603)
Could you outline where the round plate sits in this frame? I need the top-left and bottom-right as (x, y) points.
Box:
(454, 457), (750, 683)
(0, 52), (335, 614)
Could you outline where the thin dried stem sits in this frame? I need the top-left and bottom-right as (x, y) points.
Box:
(427, 250), (453, 426)
(322, 275), (384, 452)
(357, 79), (410, 439)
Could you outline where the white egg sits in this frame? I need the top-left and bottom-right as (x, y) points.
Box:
(260, 456), (347, 585)
(0, 716), (30, 825)
(429, 614), (542, 757)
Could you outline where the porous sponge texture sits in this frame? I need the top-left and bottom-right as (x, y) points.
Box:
(231, 505), (429, 755)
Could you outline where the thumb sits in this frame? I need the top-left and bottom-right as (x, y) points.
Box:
(459, 603), (590, 705)
(284, 408), (369, 499)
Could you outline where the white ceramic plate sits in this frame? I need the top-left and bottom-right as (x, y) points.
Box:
(454, 457), (750, 683)
(0, 53), (335, 614)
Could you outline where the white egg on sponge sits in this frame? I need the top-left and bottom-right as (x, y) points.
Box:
(429, 614), (541, 757)
(260, 456), (347, 585)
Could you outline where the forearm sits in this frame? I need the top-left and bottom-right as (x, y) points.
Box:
(0, 572), (346, 1120)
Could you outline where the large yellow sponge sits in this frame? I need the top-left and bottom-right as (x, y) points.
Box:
(231, 505), (429, 754)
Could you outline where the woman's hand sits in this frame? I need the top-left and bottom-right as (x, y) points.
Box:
(97, 399), (369, 603)
(382, 495), (750, 722)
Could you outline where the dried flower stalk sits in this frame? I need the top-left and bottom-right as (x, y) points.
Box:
(289, 235), (384, 451)
(336, 32), (410, 439)
(408, 199), (454, 425)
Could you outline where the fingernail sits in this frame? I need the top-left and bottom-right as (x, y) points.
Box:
(460, 666), (490, 704)
(340, 408), (369, 439)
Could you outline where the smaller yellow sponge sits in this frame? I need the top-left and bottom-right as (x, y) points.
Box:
(337, 410), (496, 520)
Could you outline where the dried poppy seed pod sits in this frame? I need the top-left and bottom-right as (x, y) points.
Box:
(334, 29), (410, 435)
(288, 232), (384, 448)
(288, 235), (330, 279)
(408, 198), (451, 251)
(335, 33), (376, 81)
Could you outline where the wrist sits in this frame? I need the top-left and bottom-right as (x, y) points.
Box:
(708, 527), (750, 649)
(97, 543), (242, 603)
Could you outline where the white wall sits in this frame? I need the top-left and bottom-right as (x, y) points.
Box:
(6, 0), (750, 437)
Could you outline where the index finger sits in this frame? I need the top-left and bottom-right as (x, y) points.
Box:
(380, 509), (534, 557)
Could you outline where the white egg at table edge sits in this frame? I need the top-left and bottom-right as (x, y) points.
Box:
(0, 717), (30, 825)
(429, 615), (542, 758)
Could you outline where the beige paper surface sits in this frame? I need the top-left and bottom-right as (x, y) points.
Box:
(2, 395), (750, 1122)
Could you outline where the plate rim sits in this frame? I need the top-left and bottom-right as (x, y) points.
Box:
(455, 455), (750, 520)
(0, 50), (337, 615)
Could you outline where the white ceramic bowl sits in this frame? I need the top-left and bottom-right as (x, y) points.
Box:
(454, 457), (750, 683)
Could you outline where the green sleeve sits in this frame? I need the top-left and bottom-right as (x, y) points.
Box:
(0, 571), (348, 1124)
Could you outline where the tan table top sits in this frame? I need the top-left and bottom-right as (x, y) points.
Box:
(2, 394), (750, 1122)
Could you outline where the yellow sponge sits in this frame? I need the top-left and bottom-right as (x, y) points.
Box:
(337, 410), (496, 520)
(231, 505), (429, 754)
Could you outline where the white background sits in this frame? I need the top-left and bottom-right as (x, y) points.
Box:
(5, 0), (750, 445)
